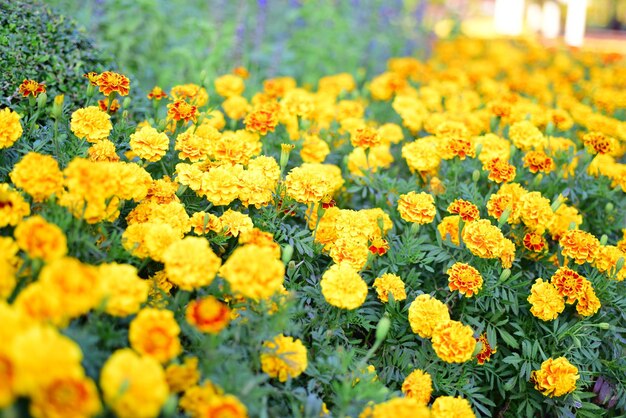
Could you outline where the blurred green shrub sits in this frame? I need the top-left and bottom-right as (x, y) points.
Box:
(45, 0), (429, 90)
(0, 0), (113, 106)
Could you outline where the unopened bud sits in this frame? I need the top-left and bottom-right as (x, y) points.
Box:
(122, 110), (129, 120)
(36, 92), (47, 109)
(615, 257), (624, 274)
(86, 83), (95, 98)
(410, 223), (420, 235)
(475, 143), (483, 159)
(287, 260), (296, 276)
(596, 322), (611, 330)
(600, 234), (608, 246)
(52, 94), (64, 119)
(162, 395), (178, 417)
(123, 97), (131, 109)
(499, 268), (511, 282)
(472, 169), (480, 183)
(533, 173), (543, 187)
(498, 207), (511, 226)
(281, 244), (294, 265)
(280, 143), (294, 173)
(375, 315), (391, 343)
(605, 202), (614, 213)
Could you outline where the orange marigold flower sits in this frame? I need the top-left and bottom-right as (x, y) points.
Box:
(523, 150), (555, 174)
(98, 98), (120, 113)
(461, 219), (505, 259)
(233, 66), (249, 79)
(447, 262), (483, 297)
(531, 357), (579, 397)
(83, 72), (100, 86)
(401, 369), (432, 405)
(129, 308), (181, 363)
(431, 320), (476, 363)
(165, 357), (200, 393)
(14, 216), (67, 262)
(18, 79), (46, 97)
(96, 71), (130, 96)
(147, 86), (168, 100)
(476, 333), (496, 365)
(185, 296), (231, 334)
(397, 191), (436, 225)
(550, 266), (585, 304)
(523, 232), (546, 252)
(244, 105), (278, 135)
(483, 158), (516, 183)
(170, 84), (208, 106)
(528, 278), (564, 321)
(167, 99), (198, 123)
(350, 126), (381, 149)
(447, 199), (480, 222)
(575, 280), (601, 317)
(559, 229), (600, 265)
(437, 215), (461, 245)
(29, 375), (101, 418)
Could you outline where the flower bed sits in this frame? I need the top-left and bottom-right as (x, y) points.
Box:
(0, 37), (625, 418)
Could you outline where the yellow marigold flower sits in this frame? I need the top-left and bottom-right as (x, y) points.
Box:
(100, 348), (169, 418)
(0, 259), (16, 300)
(130, 126), (170, 162)
(447, 262), (483, 297)
(162, 237), (221, 291)
(519, 191), (554, 233)
(171, 83), (209, 106)
(407, 294), (450, 338)
(285, 163), (344, 204)
(244, 105), (279, 135)
(530, 357), (579, 397)
(175, 129), (211, 162)
(548, 204), (582, 241)
(99, 263), (149, 317)
(202, 394), (249, 418)
(347, 145), (394, 176)
(486, 183), (527, 224)
(320, 262), (368, 310)
(0, 184), (31, 227)
(83, 72), (99, 85)
(70, 106), (112, 143)
(189, 211), (222, 235)
(186, 296), (230, 334)
(14, 216), (67, 262)
(575, 280), (601, 316)
(88, 139), (119, 162)
(370, 71), (407, 101)
(165, 357), (200, 393)
(500, 238), (516, 269)
(261, 334), (308, 382)
(18, 79), (46, 97)
(238, 227), (281, 258)
(440, 134), (475, 160)
(220, 244), (285, 300)
(528, 278), (564, 321)
(179, 381), (223, 417)
(301, 134), (330, 164)
(329, 236), (370, 271)
(11, 324), (84, 395)
(222, 95), (251, 120)
(122, 222), (180, 261)
(96, 71), (130, 96)
(523, 150), (555, 174)
(508, 120), (546, 151)
(476, 333), (496, 365)
(318, 72), (355, 96)
(13, 282), (67, 325)
(447, 199), (480, 222)
(129, 308), (181, 363)
(474, 133), (511, 164)
(483, 157), (516, 183)
(402, 137), (441, 175)
(0, 107), (23, 149)
(29, 375), (101, 418)
(401, 369), (432, 405)
(378, 122), (404, 145)
(438, 215), (461, 245)
(559, 229), (600, 265)
(594, 245), (626, 281)
(550, 266), (585, 304)
(431, 320), (476, 363)
(373, 273), (407, 303)
(167, 99), (198, 123)
(196, 165), (241, 206)
(359, 397), (430, 418)
(431, 396), (476, 418)
(147, 86), (167, 100)
(350, 126), (381, 149)
(397, 191), (436, 224)
(215, 74), (245, 98)
(147, 270), (173, 308)
(219, 209), (254, 237)
(461, 219), (505, 259)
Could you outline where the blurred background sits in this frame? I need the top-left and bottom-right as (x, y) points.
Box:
(32, 0), (626, 91)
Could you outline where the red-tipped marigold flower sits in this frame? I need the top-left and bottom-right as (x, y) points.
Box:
(446, 262), (483, 297)
(447, 199), (480, 222)
(83, 72), (100, 86)
(244, 105), (278, 135)
(167, 100), (198, 123)
(476, 333), (496, 365)
(185, 296), (231, 334)
(96, 71), (130, 96)
(148, 86), (168, 100)
(523, 151), (555, 174)
(524, 232), (546, 252)
(19, 79), (46, 97)
(368, 237), (389, 256)
(98, 99), (120, 114)
(484, 157), (516, 183)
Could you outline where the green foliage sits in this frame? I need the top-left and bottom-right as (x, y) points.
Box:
(0, 0), (113, 106)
